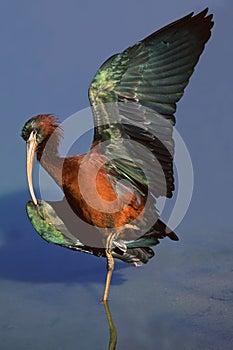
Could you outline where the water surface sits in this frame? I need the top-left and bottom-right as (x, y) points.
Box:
(0, 191), (232, 349)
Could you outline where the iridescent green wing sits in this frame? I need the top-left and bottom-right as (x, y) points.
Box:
(26, 200), (157, 263)
(88, 9), (213, 199)
(26, 200), (101, 255)
(26, 200), (82, 247)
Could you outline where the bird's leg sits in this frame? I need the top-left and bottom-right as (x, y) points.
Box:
(102, 233), (116, 303)
(102, 250), (114, 302)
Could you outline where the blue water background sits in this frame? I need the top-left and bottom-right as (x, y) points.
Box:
(0, 0), (233, 349)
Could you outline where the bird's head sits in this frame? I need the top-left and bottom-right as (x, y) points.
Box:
(21, 114), (60, 206)
(21, 114), (59, 145)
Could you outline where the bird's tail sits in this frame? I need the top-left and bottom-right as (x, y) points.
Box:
(112, 246), (154, 266)
(150, 218), (179, 241)
(124, 218), (179, 250)
(112, 218), (178, 265)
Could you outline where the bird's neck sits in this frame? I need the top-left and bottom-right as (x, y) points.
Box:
(36, 130), (64, 187)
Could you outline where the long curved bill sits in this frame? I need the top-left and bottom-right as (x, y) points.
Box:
(26, 132), (38, 205)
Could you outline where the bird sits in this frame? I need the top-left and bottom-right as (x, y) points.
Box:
(21, 9), (214, 302)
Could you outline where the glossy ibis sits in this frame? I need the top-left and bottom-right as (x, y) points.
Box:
(21, 9), (213, 301)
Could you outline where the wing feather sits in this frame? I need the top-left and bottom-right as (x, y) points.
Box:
(88, 9), (213, 199)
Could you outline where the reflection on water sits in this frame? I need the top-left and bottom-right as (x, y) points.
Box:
(0, 191), (233, 349)
(103, 302), (117, 350)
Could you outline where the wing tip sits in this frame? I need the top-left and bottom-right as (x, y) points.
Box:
(193, 7), (214, 25)
(143, 8), (214, 47)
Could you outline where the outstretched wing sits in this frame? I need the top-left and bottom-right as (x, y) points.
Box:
(88, 9), (213, 199)
(26, 200), (155, 265)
